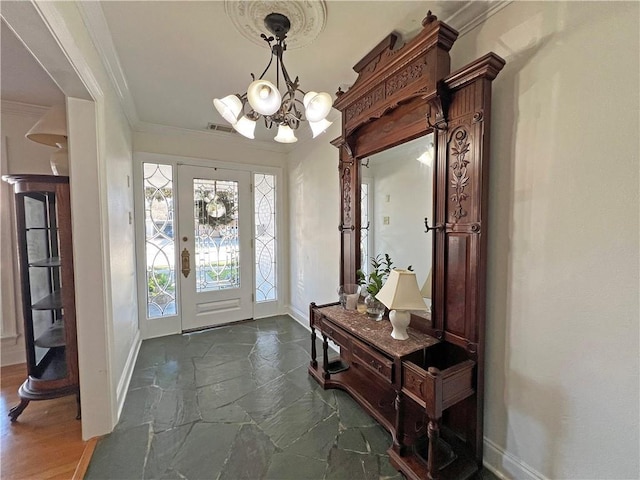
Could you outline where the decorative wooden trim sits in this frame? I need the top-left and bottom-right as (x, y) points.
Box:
(445, 53), (506, 89)
(449, 128), (471, 220)
(329, 10), (505, 478)
(334, 12), (458, 134)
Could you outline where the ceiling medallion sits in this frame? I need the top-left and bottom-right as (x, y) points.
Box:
(224, 0), (327, 50)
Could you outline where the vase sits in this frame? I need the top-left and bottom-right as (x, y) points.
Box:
(365, 293), (385, 320)
(338, 284), (361, 310)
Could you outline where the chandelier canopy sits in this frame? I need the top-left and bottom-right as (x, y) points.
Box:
(213, 13), (333, 143)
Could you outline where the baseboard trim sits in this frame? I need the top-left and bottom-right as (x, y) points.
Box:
(287, 304), (310, 331)
(483, 436), (546, 480)
(287, 304), (340, 354)
(115, 330), (141, 420)
(1, 337), (25, 366)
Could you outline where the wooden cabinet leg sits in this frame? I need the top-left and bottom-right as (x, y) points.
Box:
(427, 418), (440, 480)
(310, 328), (318, 368)
(8, 398), (29, 422)
(393, 391), (405, 454)
(322, 334), (330, 379)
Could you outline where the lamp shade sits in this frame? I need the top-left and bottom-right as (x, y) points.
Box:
(376, 269), (428, 311)
(232, 116), (257, 139)
(420, 268), (433, 299)
(309, 118), (332, 138)
(25, 104), (67, 147)
(303, 91), (332, 122)
(213, 95), (243, 125)
(274, 124), (298, 143)
(247, 80), (282, 116)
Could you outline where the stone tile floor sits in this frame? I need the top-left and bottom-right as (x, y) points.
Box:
(85, 315), (498, 480)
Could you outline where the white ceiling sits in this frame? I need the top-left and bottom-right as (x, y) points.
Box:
(1, 18), (64, 107)
(2, 1), (507, 142)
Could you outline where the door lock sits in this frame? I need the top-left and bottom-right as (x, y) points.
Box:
(181, 248), (191, 278)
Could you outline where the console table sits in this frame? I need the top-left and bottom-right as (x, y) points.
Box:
(309, 303), (477, 480)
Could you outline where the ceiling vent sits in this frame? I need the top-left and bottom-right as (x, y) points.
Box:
(206, 122), (237, 134)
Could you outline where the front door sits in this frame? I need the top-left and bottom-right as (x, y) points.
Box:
(177, 165), (253, 330)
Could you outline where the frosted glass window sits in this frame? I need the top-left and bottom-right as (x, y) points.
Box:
(192, 179), (240, 293)
(143, 163), (176, 318)
(254, 173), (277, 302)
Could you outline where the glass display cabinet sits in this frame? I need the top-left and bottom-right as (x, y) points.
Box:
(3, 175), (79, 422)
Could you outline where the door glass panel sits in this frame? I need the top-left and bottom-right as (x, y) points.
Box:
(254, 173), (277, 302)
(143, 163), (176, 318)
(193, 179), (240, 293)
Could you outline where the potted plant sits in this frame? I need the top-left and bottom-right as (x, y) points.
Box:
(357, 254), (412, 320)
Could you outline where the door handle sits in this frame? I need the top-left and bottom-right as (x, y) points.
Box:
(181, 248), (191, 278)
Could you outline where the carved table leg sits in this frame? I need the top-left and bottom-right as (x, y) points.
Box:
(393, 390), (405, 455)
(310, 327), (318, 368)
(8, 398), (29, 422)
(322, 334), (330, 379)
(427, 418), (440, 480)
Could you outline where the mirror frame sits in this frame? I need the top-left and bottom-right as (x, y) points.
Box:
(331, 12), (457, 337)
(331, 10), (505, 466)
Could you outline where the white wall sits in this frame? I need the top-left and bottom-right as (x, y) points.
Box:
(286, 123), (341, 321)
(287, 2), (639, 478)
(0, 102), (53, 366)
(448, 2), (639, 478)
(134, 128), (287, 168)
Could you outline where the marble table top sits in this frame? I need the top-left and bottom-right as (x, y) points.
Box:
(318, 305), (439, 358)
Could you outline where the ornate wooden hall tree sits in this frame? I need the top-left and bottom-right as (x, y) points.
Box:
(308, 12), (504, 480)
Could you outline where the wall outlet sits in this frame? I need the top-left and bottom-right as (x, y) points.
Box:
(383, 216), (390, 225)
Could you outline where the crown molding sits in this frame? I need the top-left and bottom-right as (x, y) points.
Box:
(134, 121), (290, 154)
(76, 1), (139, 128)
(445, 1), (513, 37)
(1, 100), (49, 118)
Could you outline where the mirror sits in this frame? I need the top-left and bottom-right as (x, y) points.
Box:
(360, 132), (435, 312)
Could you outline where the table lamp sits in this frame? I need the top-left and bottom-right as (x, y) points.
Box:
(376, 269), (428, 340)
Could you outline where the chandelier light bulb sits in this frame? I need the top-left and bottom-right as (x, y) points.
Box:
(232, 116), (257, 139)
(213, 95), (243, 125)
(274, 124), (298, 143)
(247, 80), (282, 115)
(259, 86), (271, 99)
(304, 91), (333, 122)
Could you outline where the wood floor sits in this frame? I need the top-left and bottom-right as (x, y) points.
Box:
(1, 363), (87, 479)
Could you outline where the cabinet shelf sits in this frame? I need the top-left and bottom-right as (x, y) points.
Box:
(31, 290), (62, 310)
(29, 257), (61, 268)
(34, 322), (66, 348)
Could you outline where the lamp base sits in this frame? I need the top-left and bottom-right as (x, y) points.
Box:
(50, 147), (69, 176)
(389, 310), (410, 341)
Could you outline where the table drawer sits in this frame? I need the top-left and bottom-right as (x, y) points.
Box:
(321, 319), (350, 349)
(351, 338), (393, 383)
(402, 359), (475, 417)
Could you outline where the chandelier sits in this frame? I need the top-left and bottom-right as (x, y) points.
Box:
(213, 13), (333, 143)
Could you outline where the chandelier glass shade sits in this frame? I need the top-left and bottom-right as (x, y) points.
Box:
(213, 13), (333, 143)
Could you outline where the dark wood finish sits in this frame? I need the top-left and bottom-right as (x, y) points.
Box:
(309, 305), (477, 479)
(2, 174), (80, 422)
(310, 10), (505, 480)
